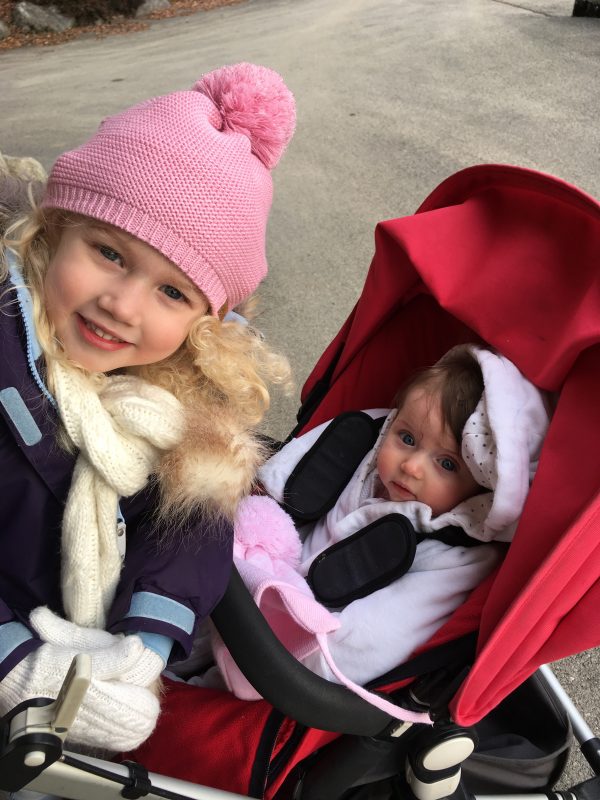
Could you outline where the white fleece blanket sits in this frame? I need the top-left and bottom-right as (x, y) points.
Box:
(213, 346), (549, 723)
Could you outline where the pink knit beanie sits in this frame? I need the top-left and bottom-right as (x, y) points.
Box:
(42, 63), (296, 314)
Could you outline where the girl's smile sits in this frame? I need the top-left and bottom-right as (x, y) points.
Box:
(77, 314), (131, 349)
(44, 221), (209, 372)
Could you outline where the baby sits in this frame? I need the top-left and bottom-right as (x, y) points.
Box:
(213, 344), (550, 721)
(375, 350), (483, 513)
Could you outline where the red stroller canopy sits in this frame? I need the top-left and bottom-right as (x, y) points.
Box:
(301, 164), (600, 725)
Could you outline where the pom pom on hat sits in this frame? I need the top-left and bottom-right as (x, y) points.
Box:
(43, 63), (296, 315)
(195, 62), (296, 169)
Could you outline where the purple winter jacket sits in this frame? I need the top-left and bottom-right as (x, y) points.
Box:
(0, 273), (233, 679)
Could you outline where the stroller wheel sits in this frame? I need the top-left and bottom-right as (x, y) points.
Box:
(406, 725), (477, 800)
(420, 736), (476, 771)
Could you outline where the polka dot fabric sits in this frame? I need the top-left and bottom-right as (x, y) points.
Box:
(462, 394), (497, 491)
(459, 345), (550, 542)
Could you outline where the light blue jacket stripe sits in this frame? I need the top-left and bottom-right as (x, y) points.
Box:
(125, 592), (195, 635)
(136, 632), (173, 664)
(0, 387), (42, 446)
(0, 621), (34, 663)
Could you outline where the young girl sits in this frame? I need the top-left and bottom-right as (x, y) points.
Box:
(213, 345), (550, 720)
(0, 62), (295, 752)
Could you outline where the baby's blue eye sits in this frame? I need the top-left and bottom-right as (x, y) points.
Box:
(99, 245), (122, 265)
(161, 285), (185, 302)
(400, 432), (415, 446)
(440, 458), (456, 472)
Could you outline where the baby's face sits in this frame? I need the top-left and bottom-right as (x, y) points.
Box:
(376, 387), (481, 516)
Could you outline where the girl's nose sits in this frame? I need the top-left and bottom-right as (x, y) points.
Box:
(97, 282), (144, 326)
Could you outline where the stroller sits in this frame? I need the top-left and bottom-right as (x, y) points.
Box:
(1, 163), (599, 800)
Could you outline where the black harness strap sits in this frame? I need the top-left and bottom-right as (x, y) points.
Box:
(282, 412), (384, 524)
(367, 631), (479, 690)
(307, 514), (418, 608)
(307, 514), (482, 609)
(430, 526), (483, 548)
(290, 339), (346, 438)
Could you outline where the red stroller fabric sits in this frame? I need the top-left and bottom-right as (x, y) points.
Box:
(300, 163), (600, 726)
(131, 164), (600, 795)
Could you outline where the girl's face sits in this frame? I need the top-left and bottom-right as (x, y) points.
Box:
(44, 221), (209, 373)
(376, 386), (481, 516)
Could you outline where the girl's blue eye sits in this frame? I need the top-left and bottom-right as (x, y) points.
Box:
(400, 431), (415, 446)
(99, 245), (123, 265)
(161, 285), (185, 302)
(440, 458), (457, 472)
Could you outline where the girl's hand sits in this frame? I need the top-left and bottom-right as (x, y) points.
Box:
(30, 606), (118, 650)
(0, 635), (160, 752)
(0, 610), (166, 752)
(30, 606), (164, 688)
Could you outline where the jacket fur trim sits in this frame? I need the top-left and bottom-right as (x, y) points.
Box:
(156, 406), (265, 524)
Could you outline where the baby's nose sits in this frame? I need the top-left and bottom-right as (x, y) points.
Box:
(402, 453), (424, 478)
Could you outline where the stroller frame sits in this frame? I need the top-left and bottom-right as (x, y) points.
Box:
(0, 620), (599, 800)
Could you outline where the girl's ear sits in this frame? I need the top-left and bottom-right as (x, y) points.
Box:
(217, 302), (228, 320)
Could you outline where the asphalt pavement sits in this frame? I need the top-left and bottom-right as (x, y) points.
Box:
(2, 0), (600, 790)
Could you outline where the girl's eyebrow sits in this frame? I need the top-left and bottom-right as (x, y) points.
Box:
(87, 224), (140, 258)
(87, 223), (203, 297)
(87, 223), (132, 249)
(166, 271), (204, 299)
(177, 274), (202, 296)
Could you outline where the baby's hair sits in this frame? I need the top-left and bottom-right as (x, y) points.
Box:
(394, 347), (484, 444)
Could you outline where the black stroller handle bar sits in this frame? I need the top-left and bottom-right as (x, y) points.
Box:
(210, 566), (398, 737)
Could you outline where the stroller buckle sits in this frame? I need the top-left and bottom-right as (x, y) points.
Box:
(389, 721), (414, 739)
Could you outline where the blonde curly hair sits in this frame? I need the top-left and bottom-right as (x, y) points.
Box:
(1, 199), (292, 521)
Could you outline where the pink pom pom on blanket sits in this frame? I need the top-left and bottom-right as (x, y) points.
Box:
(223, 495), (432, 722)
(194, 62), (296, 169)
(234, 495), (302, 572)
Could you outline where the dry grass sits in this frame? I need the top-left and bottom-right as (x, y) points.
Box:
(0, 0), (245, 50)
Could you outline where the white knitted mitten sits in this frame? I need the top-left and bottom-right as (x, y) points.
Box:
(31, 606), (117, 649)
(0, 642), (159, 751)
(0, 609), (165, 752)
(30, 607), (164, 689)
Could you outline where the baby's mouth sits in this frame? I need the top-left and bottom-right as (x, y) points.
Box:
(392, 481), (416, 499)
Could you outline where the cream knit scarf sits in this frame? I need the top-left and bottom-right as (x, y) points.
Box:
(49, 361), (185, 628)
